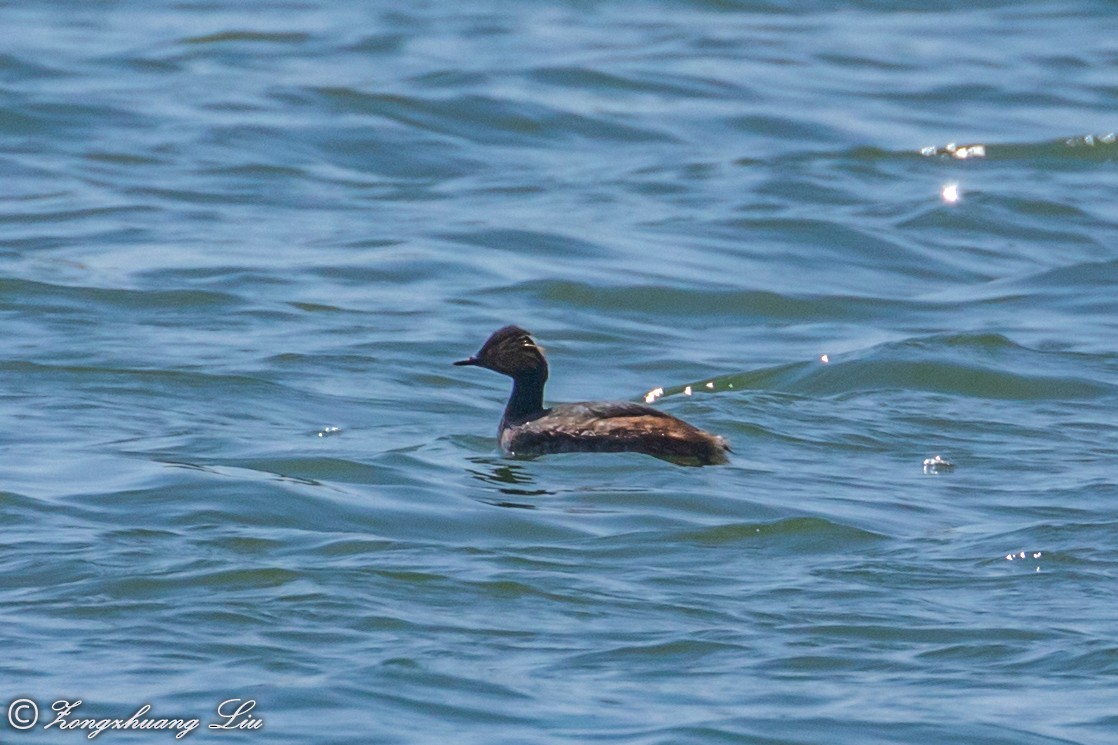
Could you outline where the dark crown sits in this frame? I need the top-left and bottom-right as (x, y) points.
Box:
(454, 325), (548, 378)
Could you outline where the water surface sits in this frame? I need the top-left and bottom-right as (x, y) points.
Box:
(2, 1), (1117, 743)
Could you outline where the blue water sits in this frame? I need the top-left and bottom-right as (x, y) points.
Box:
(3, 1), (1117, 743)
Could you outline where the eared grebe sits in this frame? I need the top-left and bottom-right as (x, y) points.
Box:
(454, 325), (730, 465)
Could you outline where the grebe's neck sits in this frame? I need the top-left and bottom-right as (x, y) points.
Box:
(502, 368), (547, 426)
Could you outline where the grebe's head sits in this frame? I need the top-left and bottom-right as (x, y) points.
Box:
(454, 325), (548, 379)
